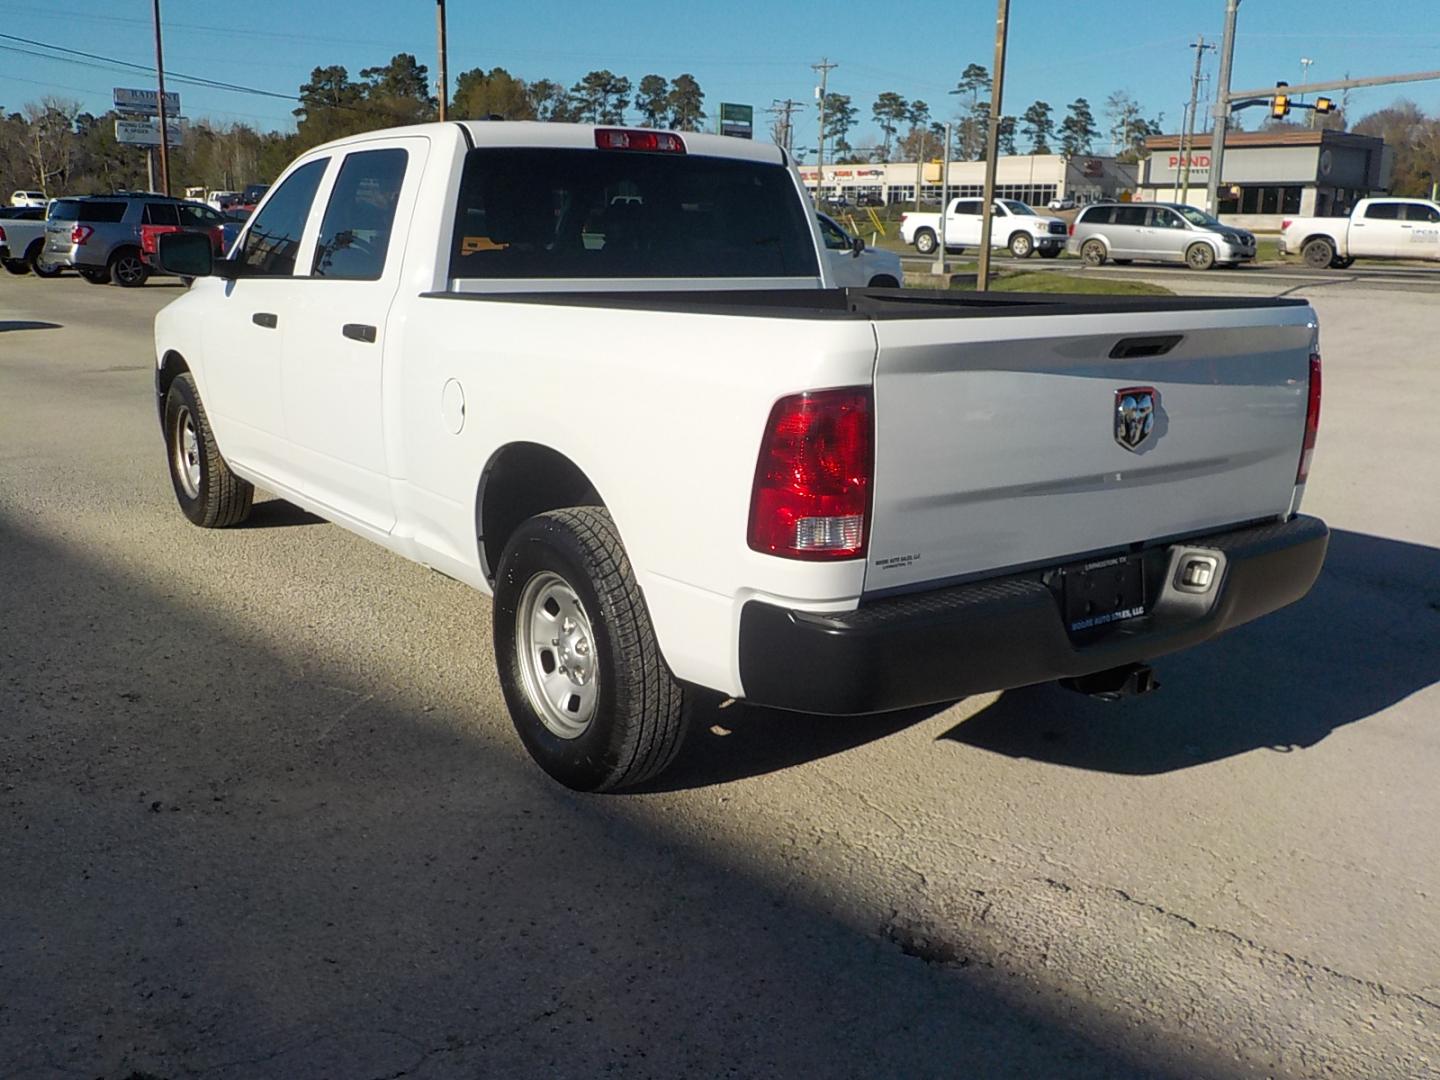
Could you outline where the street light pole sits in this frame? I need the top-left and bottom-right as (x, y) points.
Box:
(152, 0), (171, 196)
(1204, 0), (1240, 216)
(975, 0), (1010, 292)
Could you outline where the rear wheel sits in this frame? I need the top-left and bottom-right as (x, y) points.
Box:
(110, 247), (149, 287)
(1185, 242), (1216, 271)
(494, 507), (688, 792)
(1008, 232), (1033, 258)
(1302, 238), (1335, 270)
(163, 373), (254, 528)
(914, 229), (937, 255)
(28, 242), (61, 278)
(1080, 239), (1107, 267)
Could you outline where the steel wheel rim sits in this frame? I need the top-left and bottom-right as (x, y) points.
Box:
(1083, 243), (1103, 265)
(115, 256), (144, 283)
(516, 571), (600, 739)
(173, 406), (201, 498)
(1013, 235), (1031, 256)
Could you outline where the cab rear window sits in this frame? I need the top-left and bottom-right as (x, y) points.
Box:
(449, 147), (819, 281)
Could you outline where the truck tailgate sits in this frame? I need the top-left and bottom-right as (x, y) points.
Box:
(866, 304), (1317, 593)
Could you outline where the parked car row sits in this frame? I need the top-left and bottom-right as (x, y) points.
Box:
(1, 192), (244, 286)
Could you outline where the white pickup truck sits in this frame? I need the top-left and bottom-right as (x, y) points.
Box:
(1280, 196), (1440, 269)
(900, 197), (1069, 258)
(153, 121), (1328, 791)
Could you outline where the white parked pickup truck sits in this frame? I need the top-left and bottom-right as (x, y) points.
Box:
(1280, 197), (1440, 269)
(153, 121), (1329, 791)
(900, 197), (1069, 258)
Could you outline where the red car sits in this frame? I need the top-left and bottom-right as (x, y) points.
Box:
(139, 201), (227, 268)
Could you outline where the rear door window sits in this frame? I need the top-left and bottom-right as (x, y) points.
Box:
(952, 200), (982, 216)
(312, 147), (409, 280)
(1403, 203), (1440, 223)
(144, 203), (180, 226)
(1363, 202), (1400, 220)
(449, 147), (818, 280)
(238, 158), (328, 276)
(1112, 206), (1148, 227)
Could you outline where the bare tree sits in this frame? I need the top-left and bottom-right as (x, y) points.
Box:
(22, 97), (81, 195)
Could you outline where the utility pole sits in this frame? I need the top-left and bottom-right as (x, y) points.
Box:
(151, 0), (171, 196)
(436, 0), (449, 121)
(767, 98), (801, 155)
(1179, 35), (1215, 205)
(1205, 0), (1240, 216)
(975, 0), (1009, 292)
(812, 57), (837, 200)
(932, 121), (952, 275)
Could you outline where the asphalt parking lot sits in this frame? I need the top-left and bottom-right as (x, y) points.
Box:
(2, 272), (1439, 1079)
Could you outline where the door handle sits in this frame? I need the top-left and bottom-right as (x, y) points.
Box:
(252, 312), (278, 329)
(342, 323), (377, 343)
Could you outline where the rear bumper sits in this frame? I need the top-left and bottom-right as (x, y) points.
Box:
(737, 515), (1328, 714)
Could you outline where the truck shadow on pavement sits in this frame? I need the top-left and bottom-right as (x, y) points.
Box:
(940, 528), (1440, 774)
(0, 513), (1189, 1080)
(234, 496), (327, 528)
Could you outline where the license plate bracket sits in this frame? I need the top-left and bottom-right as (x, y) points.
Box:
(1062, 555), (1146, 633)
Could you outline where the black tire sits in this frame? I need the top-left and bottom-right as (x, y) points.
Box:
(1037, 248), (1061, 259)
(163, 373), (253, 528)
(1302, 238), (1335, 270)
(1330, 256), (1355, 270)
(79, 266), (111, 285)
(1185, 242), (1216, 271)
(867, 275), (900, 288)
(110, 247), (149, 287)
(1008, 232), (1033, 258)
(1080, 239), (1107, 267)
(2, 258), (28, 275)
(494, 507), (688, 792)
(914, 228), (937, 255)
(1113, 258), (1134, 265)
(28, 241), (61, 278)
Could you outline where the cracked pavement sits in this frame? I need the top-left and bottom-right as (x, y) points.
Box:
(2, 274), (1438, 1078)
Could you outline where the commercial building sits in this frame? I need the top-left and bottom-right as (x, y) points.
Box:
(1136, 129), (1393, 229)
(798, 153), (1137, 208)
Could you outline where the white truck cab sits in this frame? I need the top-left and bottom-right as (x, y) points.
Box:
(1280, 197), (1440, 268)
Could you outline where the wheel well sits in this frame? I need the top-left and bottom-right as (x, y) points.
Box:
(1301, 233), (1337, 250)
(157, 350), (189, 421)
(868, 274), (900, 288)
(478, 443), (603, 582)
(24, 238), (43, 260)
(1008, 230), (1029, 245)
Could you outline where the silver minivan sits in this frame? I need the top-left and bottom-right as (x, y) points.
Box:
(1069, 202), (1256, 270)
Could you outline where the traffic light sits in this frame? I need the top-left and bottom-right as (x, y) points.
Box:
(1314, 97), (1335, 115)
(1272, 81), (1291, 119)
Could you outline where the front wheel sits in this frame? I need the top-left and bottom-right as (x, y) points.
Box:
(1037, 247), (1061, 260)
(867, 275), (900, 288)
(1302, 238), (1335, 270)
(494, 507), (688, 792)
(1008, 232), (1033, 258)
(913, 229), (937, 255)
(110, 247), (149, 287)
(29, 242), (61, 278)
(163, 373), (254, 528)
(1185, 242), (1216, 271)
(1080, 239), (1107, 267)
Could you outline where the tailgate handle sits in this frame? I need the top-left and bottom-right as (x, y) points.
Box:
(342, 323), (377, 343)
(1109, 334), (1182, 360)
(252, 312), (278, 329)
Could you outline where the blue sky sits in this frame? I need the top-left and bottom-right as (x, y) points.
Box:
(2, 0), (1437, 154)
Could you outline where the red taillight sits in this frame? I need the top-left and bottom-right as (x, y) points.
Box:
(0, 225), (6, 243)
(1297, 352), (1321, 484)
(748, 388), (873, 560)
(71, 225), (93, 245)
(594, 128), (685, 153)
(900, 213), (909, 224)
(1281, 218), (1293, 231)
(1067, 222), (1075, 236)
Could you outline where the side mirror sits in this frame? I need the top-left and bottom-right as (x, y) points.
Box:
(850, 236), (866, 257)
(159, 230), (228, 278)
